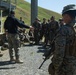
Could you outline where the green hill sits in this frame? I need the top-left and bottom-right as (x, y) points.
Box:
(3, 0), (62, 25)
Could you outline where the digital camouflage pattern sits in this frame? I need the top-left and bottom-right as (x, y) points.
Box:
(48, 4), (76, 75)
(32, 20), (41, 44)
(50, 20), (76, 75)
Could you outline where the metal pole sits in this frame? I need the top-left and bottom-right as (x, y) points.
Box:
(31, 0), (38, 25)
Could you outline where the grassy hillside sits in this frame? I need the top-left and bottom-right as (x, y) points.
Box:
(3, 0), (62, 25)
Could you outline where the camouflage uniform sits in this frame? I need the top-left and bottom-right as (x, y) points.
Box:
(7, 33), (20, 60)
(49, 16), (59, 44)
(48, 4), (76, 75)
(41, 18), (49, 46)
(32, 18), (41, 44)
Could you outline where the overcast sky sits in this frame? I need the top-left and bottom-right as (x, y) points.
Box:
(25, 0), (76, 13)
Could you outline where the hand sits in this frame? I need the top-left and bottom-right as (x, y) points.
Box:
(30, 26), (34, 30)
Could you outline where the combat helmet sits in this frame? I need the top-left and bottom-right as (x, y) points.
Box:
(62, 4), (76, 15)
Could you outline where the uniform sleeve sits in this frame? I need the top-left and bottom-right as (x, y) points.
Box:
(52, 27), (67, 71)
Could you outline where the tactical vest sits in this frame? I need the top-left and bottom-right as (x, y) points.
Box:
(65, 23), (76, 57)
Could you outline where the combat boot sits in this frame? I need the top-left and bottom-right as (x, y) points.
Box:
(9, 57), (15, 63)
(15, 56), (23, 63)
(10, 58), (15, 61)
(15, 59), (23, 64)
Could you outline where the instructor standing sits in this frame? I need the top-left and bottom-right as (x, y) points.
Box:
(4, 11), (31, 63)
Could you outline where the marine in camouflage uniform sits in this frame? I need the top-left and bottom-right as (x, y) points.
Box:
(48, 4), (76, 75)
(41, 18), (49, 47)
(49, 16), (59, 44)
(32, 18), (41, 45)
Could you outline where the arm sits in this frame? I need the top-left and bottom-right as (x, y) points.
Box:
(15, 18), (30, 28)
(52, 27), (66, 73)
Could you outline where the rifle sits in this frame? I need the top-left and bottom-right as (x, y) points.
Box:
(38, 47), (53, 69)
(38, 32), (58, 69)
(38, 56), (48, 69)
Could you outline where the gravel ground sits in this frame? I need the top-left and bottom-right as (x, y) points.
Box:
(0, 43), (52, 75)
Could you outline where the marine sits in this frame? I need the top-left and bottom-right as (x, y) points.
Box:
(41, 18), (49, 47)
(48, 16), (59, 45)
(32, 18), (41, 45)
(48, 4), (76, 75)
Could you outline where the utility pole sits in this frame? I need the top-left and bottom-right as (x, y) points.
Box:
(31, 0), (38, 25)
